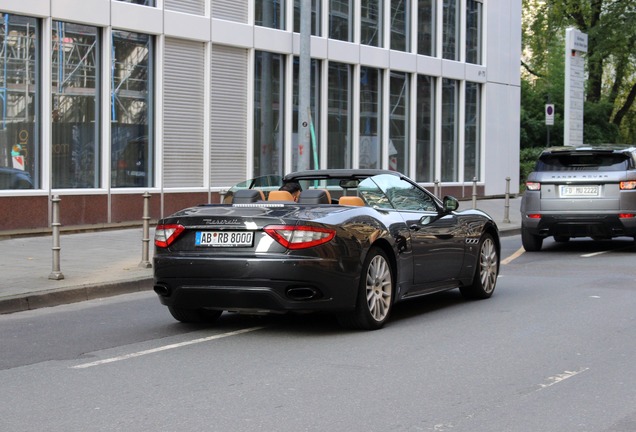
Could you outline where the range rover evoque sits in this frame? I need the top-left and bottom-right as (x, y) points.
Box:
(520, 145), (636, 251)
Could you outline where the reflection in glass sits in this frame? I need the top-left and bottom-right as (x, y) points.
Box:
(329, 0), (352, 41)
(465, 82), (481, 181)
(389, 72), (409, 174)
(292, 57), (321, 171)
(111, 31), (153, 188)
(442, 0), (459, 60)
(417, 0), (435, 56)
(254, 51), (284, 177)
(256, 0), (285, 30)
(466, 0), (482, 64)
(51, 22), (99, 188)
(0, 14), (39, 189)
(293, 0), (321, 36)
(416, 75), (435, 182)
(115, 0), (156, 5)
(359, 67), (382, 169)
(441, 78), (458, 182)
(327, 62), (352, 168)
(361, 0), (382, 47)
(390, 0), (409, 51)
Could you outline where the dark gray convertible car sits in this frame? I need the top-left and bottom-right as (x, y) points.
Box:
(153, 169), (500, 330)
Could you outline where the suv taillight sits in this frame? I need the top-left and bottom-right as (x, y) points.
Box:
(620, 181), (636, 190)
(155, 224), (185, 248)
(526, 182), (541, 191)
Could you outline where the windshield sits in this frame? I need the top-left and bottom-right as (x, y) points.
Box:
(536, 153), (631, 172)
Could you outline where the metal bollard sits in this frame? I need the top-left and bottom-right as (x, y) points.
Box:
(434, 179), (439, 197)
(472, 177), (478, 209)
(49, 195), (64, 280)
(139, 191), (152, 268)
(503, 177), (511, 223)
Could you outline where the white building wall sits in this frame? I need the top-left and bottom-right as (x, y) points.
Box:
(483, 0), (522, 195)
(0, 0), (522, 197)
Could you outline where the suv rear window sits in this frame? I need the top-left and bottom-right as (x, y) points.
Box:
(535, 153), (631, 172)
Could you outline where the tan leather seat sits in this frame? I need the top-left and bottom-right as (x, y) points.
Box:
(267, 190), (296, 201)
(339, 196), (365, 206)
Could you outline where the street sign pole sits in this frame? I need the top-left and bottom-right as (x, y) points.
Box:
(297, 0), (311, 171)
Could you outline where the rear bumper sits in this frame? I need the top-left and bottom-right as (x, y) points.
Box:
(153, 255), (360, 313)
(521, 213), (636, 238)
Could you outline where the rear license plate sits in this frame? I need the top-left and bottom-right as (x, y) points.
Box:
(560, 185), (599, 197)
(195, 231), (254, 247)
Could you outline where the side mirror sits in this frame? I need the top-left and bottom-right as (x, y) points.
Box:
(442, 196), (459, 212)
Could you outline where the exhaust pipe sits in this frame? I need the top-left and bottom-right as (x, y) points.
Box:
(286, 287), (320, 301)
(154, 284), (171, 297)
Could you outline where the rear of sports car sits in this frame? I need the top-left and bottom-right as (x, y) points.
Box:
(153, 204), (365, 320)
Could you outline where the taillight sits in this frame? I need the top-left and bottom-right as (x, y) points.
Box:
(619, 213), (635, 219)
(264, 225), (335, 250)
(527, 214), (541, 219)
(155, 224), (185, 248)
(620, 181), (636, 190)
(526, 182), (541, 191)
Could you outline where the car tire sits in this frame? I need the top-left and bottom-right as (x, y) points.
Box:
(521, 227), (543, 251)
(460, 233), (499, 299)
(338, 247), (393, 330)
(168, 306), (222, 323)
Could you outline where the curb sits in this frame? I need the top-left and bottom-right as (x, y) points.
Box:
(0, 278), (154, 315)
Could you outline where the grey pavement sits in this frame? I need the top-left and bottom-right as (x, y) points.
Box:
(0, 197), (522, 315)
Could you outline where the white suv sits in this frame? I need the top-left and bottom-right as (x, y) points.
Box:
(520, 145), (636, 251)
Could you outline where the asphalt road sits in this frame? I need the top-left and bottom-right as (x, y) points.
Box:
(1, 235), (635, 432)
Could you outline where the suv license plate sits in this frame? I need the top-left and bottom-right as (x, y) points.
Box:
(560, 185), (600, 197)
(195, 231), (254, 247)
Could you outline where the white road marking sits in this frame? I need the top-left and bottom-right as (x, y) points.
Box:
(501, 247), (525, 265)
(71, 326), (265, 369)
(538, 367), (589, 389)
(581, 250), (609, 258)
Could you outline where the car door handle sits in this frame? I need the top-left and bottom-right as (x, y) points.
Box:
(409, 224), (420, 231)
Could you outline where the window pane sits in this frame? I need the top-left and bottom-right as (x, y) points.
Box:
(0, 14), (39, 190)
(329, 0), (352, 41)
(327, 62), (352, 168)
(416, 75), (435, 182)
(417, 0), (435, 56)
(361, 0), (382, 47)
(390, 0), (409, 51)
(293, 0), (321, 36)
(442, 0), (459, 60)
(254, 51), (284, 177)
(293, 57), (321, 171)
(360, 67), (382, 169)
(441, 78), (458, 182)
(466, 0), (482, 64)
(51, 22), (99, 189)
(256, 0), (286, 30)
(389, 72), (409, 173)
(111, 31), (153, 188)
(465, 82), (480, 181)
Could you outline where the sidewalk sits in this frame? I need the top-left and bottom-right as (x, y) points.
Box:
(0, 197), (522, 315)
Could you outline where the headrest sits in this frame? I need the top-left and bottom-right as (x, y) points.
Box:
(339, 196), (365, 206)
(298, 189), (331, 204)
(232, 189), (265, 203)
(268, 190), (296, 201)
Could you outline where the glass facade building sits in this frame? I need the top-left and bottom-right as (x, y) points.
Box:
(0, 0), (520, 231)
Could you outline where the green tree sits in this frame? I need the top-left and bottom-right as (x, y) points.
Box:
(521, 0), (636, 144)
